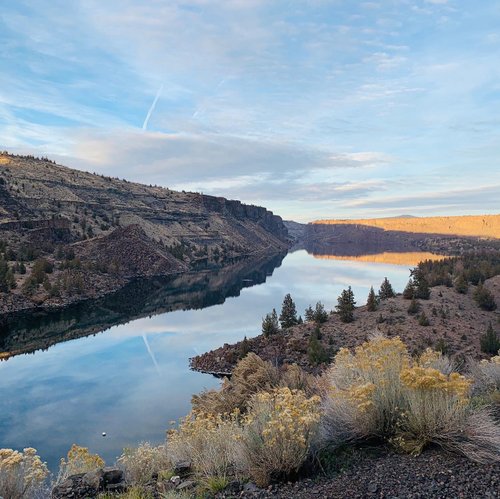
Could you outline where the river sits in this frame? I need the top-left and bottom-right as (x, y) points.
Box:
(0, 248), (439, 470)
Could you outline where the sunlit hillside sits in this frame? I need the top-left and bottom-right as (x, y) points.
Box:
(312, 251), (446, 266)
(312, 215), (500, 239)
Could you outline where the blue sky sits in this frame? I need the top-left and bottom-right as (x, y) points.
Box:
(1, 0), (499, 222)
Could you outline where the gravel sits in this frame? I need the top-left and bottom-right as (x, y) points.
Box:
(221, 449), (499, 499)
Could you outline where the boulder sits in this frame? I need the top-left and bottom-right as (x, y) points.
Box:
(51, 468), (125, 498)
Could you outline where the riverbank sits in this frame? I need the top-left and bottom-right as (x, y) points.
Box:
(191, 275), (500, 375)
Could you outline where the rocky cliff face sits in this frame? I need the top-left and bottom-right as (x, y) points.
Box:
(0, 153), (289, 255)
(0, 153), (289, 313)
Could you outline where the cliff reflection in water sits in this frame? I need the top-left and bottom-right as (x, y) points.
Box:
(0, 252), (286, 360)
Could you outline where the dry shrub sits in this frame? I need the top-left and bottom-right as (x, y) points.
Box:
(192, 353), (316, 415)
(319, 336), (500, 462)
(468, 353), (500, 395)
(393, 367), (471, 455)
(0, 448), (49, 499)
(117, 442), (171, 485)
(240, 387), (321, 487)
(57, 444), (104, 483)
(322, 335), (410, 440)
(167, 411), (242, 480)
(417, 348), (455, 375)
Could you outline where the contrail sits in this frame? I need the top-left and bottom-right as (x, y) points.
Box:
(142, 84), (164, 130)
(142, 333), (161, 375)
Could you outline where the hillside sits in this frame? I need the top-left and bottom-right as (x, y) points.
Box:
(191, 275), (500, 375)
(313, 214), (500, 239)
(0, 153), (289, 313)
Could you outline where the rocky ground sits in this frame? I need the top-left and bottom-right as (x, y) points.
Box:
(191, 276), (500, 375)
(227, 448), (500, 498)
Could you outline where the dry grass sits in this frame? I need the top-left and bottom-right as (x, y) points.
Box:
(117, 442), (171, 486)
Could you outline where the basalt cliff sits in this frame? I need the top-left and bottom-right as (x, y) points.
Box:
(0, 153), (289, 314)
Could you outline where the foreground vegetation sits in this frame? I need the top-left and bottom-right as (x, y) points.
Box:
(2, 336), (499, 498)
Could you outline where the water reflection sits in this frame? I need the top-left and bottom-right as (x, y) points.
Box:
(0, 249), (420, 470)
(0, 252), (286, 360)
(312, 251), (445, 266)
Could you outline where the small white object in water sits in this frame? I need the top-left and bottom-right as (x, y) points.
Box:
(102, 432), (107, 437)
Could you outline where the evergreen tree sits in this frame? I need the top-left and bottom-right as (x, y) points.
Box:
(314, 302), (329, 323)
(480, 322), (500, 354)
(336, 286), (356, 323)
(262, 308), (280, 337)
(454, 273), (468, 294)
(409, 268), (431, 299)
(407, 298), (420, 315)
(279, 294), (298, 328)
(366, 286), (378, 312)
(304, 305), (315, 322)
(473, 284), (497, 311)
(379, 277), (395, 299)
(418, 311), (430, 326)
(308, 332), (329, 366)
(0, 259), (14, 292)
(403, 280), (414, 299)
(239, 336), (251, 358)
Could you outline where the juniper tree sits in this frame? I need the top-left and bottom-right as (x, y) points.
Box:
(308, 329), (329, 366)
(366, 286), (378, 312)
(418, 311), (430, 326)
(262, 308), (280, 337)
(407, 297), (420, 315)
(473, 283), (497, 311)
(336, 286), (356, 323)
(454, 273), (468, 294)
(379, 277), (395, 300)
(480, 322), (500, 354)
(403, 280), (414, 299)
(279, 294), (298, 328)
(304, 305), (314, 322)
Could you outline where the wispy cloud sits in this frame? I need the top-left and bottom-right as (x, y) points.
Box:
(1, 0), (499, 220)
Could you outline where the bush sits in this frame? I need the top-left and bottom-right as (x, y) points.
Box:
(240, 388), (321, 486)
(191, 354), (316, 416)
(319, 336), (500, 462)
(407, 298), (420, 315)
(56, 444), (104, 484)
(480, 323), (500, 355)
(473, 283), (497, 311)
(308, 331), (329, 366)
(0, 448), (49, 499)
(418, 311), (430, 326)
(167, 411), (242, 481)
(117, 443), (171, 486)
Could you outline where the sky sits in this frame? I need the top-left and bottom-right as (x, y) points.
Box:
(1, 0), (499, 222)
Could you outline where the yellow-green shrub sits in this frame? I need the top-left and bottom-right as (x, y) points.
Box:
(320, 336), (500, 462)
(192, 353), (316, 416)
(0, 447), (49, 499)
(56, 444), (104, 483)
(117, 442), (171, 485)
(167, 410), (242, 480)
(240, 387), (321, 487)
(322, 335), (410, 439)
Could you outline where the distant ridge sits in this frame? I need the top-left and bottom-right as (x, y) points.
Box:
(312, 214), (500, 239)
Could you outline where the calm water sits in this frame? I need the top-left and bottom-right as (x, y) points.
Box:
(0, 249), (417, 470)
